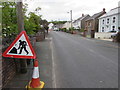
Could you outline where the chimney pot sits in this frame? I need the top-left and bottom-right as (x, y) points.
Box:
(103, 8), (105, 12)
(82, 14), (84, 17)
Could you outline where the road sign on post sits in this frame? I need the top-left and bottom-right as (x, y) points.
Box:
(3, 31), (36, 59)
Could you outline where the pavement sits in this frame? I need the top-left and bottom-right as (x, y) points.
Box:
(99, 39), (113, 41)
(3, 34), (53, 89)
(85, 34), (113, 42)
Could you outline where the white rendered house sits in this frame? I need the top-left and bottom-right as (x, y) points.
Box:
(48, 23), (54, 30)
(99, 7), (120, 32)
(73, 19), (80, 29)
(62, 21), (71, 30)
(73, 14), (90, 30)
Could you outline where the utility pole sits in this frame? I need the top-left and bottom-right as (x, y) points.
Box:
(16, 1), (24, 32)
(16, 1), (27, 73)
(67, 10), (73, 30)
(58, 18), (60, 31)
(70, 10), (73, 29)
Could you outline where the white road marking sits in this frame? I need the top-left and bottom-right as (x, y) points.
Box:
(77, 36), (96, 42)
(89, 49), (96, 53)
(50, 37), (57, 88)
(89, 49), (118, 66)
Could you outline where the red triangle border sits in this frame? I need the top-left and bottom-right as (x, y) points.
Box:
(2, 31), (36, 59)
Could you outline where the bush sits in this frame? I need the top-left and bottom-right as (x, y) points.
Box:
(80, 28), (84, 32)
(60, 28), (67, 32)
(69, 27), (75, 31)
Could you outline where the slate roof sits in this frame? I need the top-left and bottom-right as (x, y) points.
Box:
(99, 7), (120, 19)
(73, 14), (89, 23)
(86, 11), (106, 21)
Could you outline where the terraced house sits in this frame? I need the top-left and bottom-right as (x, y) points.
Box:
(84, 8), (106, 38)
(73, 14), (90, 30)
(99, 7), (120, 32)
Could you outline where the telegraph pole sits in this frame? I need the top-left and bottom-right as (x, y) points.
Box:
(16, 1), (24, 32)
(70, 10), (73, 28)
(16, 1), (27, 73)
(67, 10), (73, 30)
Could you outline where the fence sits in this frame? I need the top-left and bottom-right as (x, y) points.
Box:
(2, 37), (16, 87)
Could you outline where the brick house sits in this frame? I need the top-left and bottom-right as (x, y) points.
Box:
(84, 8), (106, 38)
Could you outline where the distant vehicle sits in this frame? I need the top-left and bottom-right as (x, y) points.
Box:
(53, 28), (59, 31)
(53, 29), (59, 31)
(108, 30), (116, 33)
(111, 31), (119, 38)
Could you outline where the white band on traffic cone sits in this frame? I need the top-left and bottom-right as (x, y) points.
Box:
(32, 67), (39, 79)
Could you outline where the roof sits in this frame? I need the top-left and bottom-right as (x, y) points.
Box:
(99, 7), (120, 19)
(86, 10), (106, 21)
(73, 14), (90, 23)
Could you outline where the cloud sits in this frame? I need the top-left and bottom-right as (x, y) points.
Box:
(24, 0), (119, 21)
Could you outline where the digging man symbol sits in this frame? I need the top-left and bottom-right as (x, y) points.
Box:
(18, 40), (29, 55)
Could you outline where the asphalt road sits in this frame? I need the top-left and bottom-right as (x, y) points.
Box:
(50, 31), (118, 88)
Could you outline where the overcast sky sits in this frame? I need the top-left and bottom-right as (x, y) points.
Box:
(23, 0), (120, 22)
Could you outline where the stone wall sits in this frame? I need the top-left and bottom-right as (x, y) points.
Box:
(95, 32), (114, 39)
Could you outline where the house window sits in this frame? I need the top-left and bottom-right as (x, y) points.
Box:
(112, 26), (115, 31)
(102, 27), (104, 32)
(102, 19), (104, 24)
(107, 18), (109, 24)
(113, 17), (116, 23)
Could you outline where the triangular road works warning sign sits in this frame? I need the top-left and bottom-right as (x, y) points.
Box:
(3, 31), (36, 59)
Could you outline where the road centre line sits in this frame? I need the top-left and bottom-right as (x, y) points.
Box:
(88, 48), (118, 65)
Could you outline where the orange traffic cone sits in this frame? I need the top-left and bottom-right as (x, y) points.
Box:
(30, 60), (41, 88)
(26, 60), (45, 89)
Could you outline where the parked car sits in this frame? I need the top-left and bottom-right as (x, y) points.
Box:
(111, 31), (119, 38)
(108, 30), (116, 33)
(53, 28), (59, 31)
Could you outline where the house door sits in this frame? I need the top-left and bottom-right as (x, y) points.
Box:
(87, 27), (91, 36)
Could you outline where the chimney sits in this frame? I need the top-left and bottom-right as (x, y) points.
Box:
(82, 14), (84, 17)
(103, 8), (105, 12)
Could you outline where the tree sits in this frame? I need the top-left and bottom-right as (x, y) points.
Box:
(24, 12), (41, 34)
(40, 19), (49, 33)
(2, 2), (49, 37)
(50, 21), (67, 25)
(2, 2), (18, 38)
(23, 5), (42, 35)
